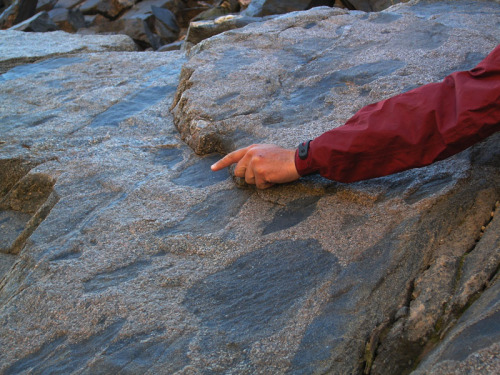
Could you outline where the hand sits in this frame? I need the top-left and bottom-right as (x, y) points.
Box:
(211, 144), (300, 189)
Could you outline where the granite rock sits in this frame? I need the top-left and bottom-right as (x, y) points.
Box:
(0, 29), (137, 72)
(0, 1), (499, 374)
(185, 14), (267, 46)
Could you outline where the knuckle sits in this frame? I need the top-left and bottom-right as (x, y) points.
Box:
(254, 164), (266, 175)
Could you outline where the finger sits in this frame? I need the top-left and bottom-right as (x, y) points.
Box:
(210, 147), (250, 171)
(233, 150), (254, 177)
(244, 160), (256, 185)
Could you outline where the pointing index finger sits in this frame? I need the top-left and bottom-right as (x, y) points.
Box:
(211, 147), (250, 171)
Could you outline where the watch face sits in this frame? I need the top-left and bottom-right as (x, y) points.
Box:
(299, 140), (311, 160)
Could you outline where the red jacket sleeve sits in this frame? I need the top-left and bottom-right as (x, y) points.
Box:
(295, 44), (500, 183)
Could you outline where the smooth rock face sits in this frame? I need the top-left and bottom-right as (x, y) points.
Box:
(0, 1), (499, 374)
(0, 30), (137, 72)
(185, 14), (267, 46)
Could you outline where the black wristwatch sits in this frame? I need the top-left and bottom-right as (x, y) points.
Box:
(298, 140), (312, 160)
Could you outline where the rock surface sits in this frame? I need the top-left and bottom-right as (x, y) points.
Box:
(0, 1), (499, 374)
(172, 1), (500, 155)
(0, 29), (137, 72)
(185, 14), (267, 46)
(1, 0), (407, 51)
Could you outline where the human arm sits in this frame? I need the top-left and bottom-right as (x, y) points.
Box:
(295, 44), (500, 182)
(212, 45), (500, 187)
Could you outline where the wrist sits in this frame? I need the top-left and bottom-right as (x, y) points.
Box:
(295, 140), (317, 176)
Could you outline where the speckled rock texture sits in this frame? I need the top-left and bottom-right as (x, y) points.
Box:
(1, 1), (499, 374)
(0, 29), (137, 72)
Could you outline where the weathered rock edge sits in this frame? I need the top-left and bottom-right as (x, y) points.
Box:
(0, 29), (137, 73)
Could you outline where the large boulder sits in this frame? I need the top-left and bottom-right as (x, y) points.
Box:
(172, 2), (499, 155)
(170, 2), (500, 370)
(0, 1), (499, 374)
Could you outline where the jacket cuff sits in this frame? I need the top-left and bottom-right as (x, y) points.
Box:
(294, 142), (318, 176)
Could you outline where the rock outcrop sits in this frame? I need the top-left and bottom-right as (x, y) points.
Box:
(1, 0), (408, 50)
(0, 29), (137, 72)
(0, 1), (499, 374)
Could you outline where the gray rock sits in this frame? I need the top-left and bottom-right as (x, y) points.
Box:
(0, 254), (16, 280)
(78, 0), (136, 18)
(86, 0), (182, 49)
(0, 29), (137, 73)
(54, 0), (84, 8)
(82, 13), (109, 27)
(185, 14), (266, 46)
(0, 1), (499, 375)
(412, 269), (500, 375)
(8, 10), (59, 31)
(157, 40), (183, 51)
(172, 2), (500, 155)
(106, 9), (156, 48)
(48, 7), (85, 32)
(36, 0), (57, 12)
(192, 0), (240, 21)
(344, 0), (404, 11)
(242, 0), (312, 16)
(152, 5), (179, 42)
(124, 0), (182, 15)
